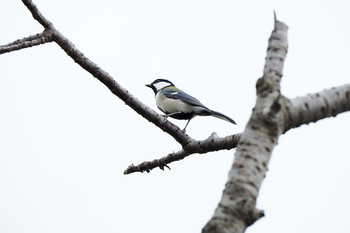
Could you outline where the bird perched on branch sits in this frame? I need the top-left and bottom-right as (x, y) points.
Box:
(146, 79), (236, 131)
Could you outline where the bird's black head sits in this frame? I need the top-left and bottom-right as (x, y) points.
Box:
(145, 79), (175, 95)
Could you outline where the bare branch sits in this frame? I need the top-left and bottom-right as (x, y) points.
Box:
(124, 133), (242, 174)
(203, 16), (288, 233)
(9, 0), (193, 146)
(283, 84), (350, 132)
(22, 0), (53, 29)
(201, 15), (350, 233)
(52, 29), (194, 146)
(0, 30), (54, 54)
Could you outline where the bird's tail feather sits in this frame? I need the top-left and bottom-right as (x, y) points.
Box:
(208, 109), (236, 125)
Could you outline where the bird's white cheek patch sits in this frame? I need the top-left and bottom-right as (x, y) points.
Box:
(154, 81), (171, 91)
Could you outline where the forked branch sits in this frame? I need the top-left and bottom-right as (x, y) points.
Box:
(0, 30), (54, 54)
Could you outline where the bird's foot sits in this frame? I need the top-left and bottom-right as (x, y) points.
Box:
(162, 114), (169, 123)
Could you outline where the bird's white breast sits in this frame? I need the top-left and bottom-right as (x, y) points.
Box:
(156, 92), (193, 113)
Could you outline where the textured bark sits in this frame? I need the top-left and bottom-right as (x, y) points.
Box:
(124, 133), (241, 174)
(202, 14), (350, 233)
(202, 16), (288, 233)
(284, 84), (350, 132)
(0, 30), (54, 54)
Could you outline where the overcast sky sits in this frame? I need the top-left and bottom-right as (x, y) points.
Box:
(1, 0), (350, 232)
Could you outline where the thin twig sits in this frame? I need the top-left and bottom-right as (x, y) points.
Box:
(124, 133), (242, 174)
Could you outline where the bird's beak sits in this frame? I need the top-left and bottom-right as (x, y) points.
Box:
(145, 84), (152, 88)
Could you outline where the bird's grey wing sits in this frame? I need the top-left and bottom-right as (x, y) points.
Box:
(162, 86), (207, 108)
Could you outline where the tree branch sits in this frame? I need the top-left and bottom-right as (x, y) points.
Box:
(283, 84), (350, 132)
(124, 133), (242, 174)
(0, 30), (54, 54)
(52, 27), (192, 146)
(22, 0), (53, 29)
(203, 16), (288, 233)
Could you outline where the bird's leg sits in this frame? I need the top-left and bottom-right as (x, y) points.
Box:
(162, 112), (182, 123)
(182, 118), (192, 131)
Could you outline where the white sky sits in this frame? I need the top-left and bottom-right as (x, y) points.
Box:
(1, 0), (350, 232)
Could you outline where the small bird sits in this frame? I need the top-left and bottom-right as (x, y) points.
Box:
(146, 79), (236, 131)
